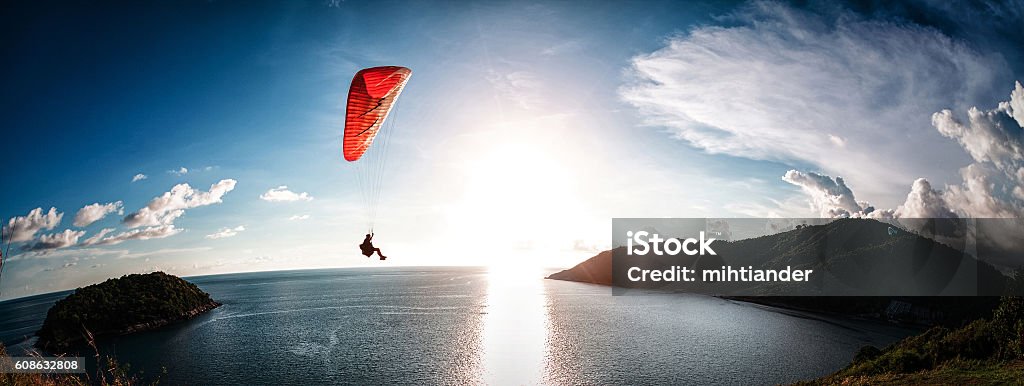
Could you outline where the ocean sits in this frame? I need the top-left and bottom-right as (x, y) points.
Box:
(0, 267), (918, 385)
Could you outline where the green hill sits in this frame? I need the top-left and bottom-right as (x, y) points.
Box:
(35, 272), (220, 353)
(800, 296), (1024, 385)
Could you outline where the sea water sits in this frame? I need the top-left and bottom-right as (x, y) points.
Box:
(0, 267), (917, 385)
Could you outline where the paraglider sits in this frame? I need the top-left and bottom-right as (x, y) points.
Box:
(343, 66), (412, 163)
(342, 66), (412, 260)
(360, 233), (386, 260)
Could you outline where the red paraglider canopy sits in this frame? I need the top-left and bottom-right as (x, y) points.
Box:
(343, 66), (412, 162)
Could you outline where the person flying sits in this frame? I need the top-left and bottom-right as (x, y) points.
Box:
(360, 233), (386, 260)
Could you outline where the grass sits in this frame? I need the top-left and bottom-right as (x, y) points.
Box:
(1, 339), (157, 386)
(804, 360), (1024, 385)
(799, 296), (1024, 385)
(1, 343), (88, 386)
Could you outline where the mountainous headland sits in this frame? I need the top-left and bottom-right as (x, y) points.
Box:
(549, 218), (1024, 382)
(547, 247), (614, 286)
(35, 272), (220, 353)
(549, 218), (1014, 324)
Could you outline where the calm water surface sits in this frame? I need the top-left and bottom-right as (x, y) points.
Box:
(0, 267), (917, 385)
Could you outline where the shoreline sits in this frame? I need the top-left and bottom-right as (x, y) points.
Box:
(544, 275), (923, 329)
(38, 300), (222, 354)
(121, 300), (222, 335)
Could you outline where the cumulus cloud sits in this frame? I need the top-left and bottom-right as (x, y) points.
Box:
(24, 229), (86, 251)
(3, 207), (63, 242)
(123, 179), (237, 228)
(206, 225), (245, 240)
(782, 172), (958, 220)
(933, 85), (1024, 170)
(131, 173), (148, 182)
(260, 186), (313, 202)
(73, 201), (124, 227)
(786, 81), (1024, 221)
(932, 82), (1024, 218)
(781, 171), (869, 218)
(890, 178), (956, 218)
(288, 214), (310, 221)
(783, 81), (1024, 267)
(88, 225), (182, 246)
(168, 167), (189, 176)
(620, 1), (1008, 203)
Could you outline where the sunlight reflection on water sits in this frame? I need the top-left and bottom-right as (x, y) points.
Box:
(482, 266), (550, 385)
(0, 268), (922, 385)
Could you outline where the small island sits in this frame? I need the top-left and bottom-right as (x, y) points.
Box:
(35, 272), (220, 353)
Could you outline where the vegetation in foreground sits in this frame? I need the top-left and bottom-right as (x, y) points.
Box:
(801, 296), (1024, 385)
(0, 342), (154, 386)
(35, 272), (219, 353)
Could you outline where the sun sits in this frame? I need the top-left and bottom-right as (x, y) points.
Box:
(444, 139), (585, 271)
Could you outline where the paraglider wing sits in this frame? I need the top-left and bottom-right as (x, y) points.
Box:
(343, 66), (412, 162)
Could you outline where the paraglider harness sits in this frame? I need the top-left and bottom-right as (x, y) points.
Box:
(360, 233), (379, 258)
(360, 241), (374, 257)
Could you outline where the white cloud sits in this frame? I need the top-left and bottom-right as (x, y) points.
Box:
(724, 197), (814, 218)
(541, 40), (584, 56)
(3, 207), (63, 242)
(288, 214), (311, 221)
(1011, 81), (1024, 126)
(43, 261), (78, 271)
(25, 229), (86, 251)
(786, 81), (1024, 222)
(81, 228), (116, 246)
(828, 134), (847, 148)
(206, 225), (245, 240)
(260, 186), (313, 202)
(168, 167), (189, 176)
(486, 70), (544, 110)
(893, 178), (958, 219)
(783, 171), (965, 220)
(131, 173), (148, 182)
(781, 170), (868, 218)
(123, 179), (237, 228)
(89, 225), (183, 246)
(73, 201), (124, 227)
(933, 86), (1024, 171)
(620, 1), (1008, 205)
(932, 81), (1024, 219)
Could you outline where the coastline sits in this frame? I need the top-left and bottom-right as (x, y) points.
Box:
(2, 267), (944, 384)
(121, 300), (222, 335)
(544, 274), (913, 328)
(38, 300), (222, 353)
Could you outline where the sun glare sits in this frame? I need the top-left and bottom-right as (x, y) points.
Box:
(444, 138), (587, 270)
(482, 262), (549, 383)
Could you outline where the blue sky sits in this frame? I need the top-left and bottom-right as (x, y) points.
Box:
(2, 0), (1023, 299)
